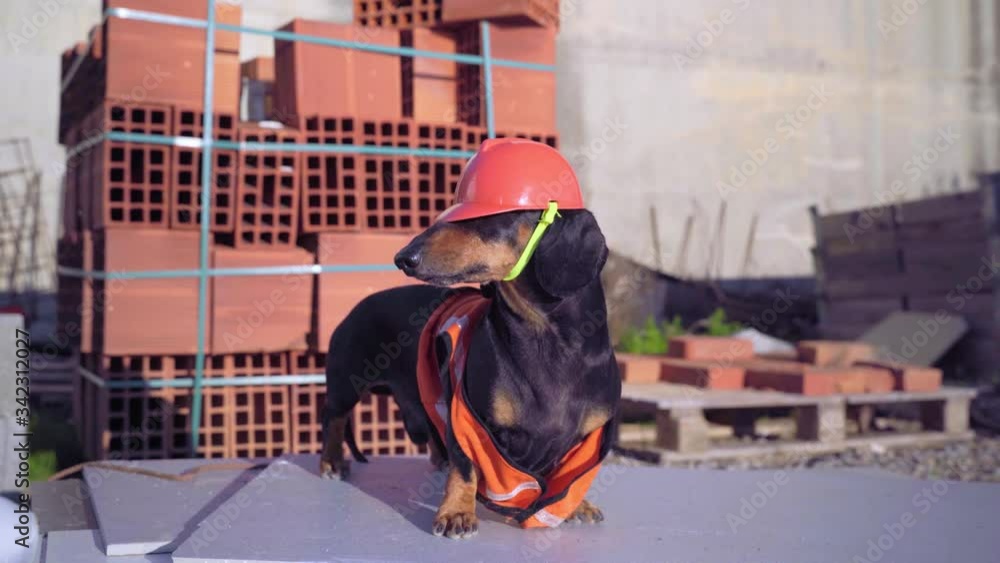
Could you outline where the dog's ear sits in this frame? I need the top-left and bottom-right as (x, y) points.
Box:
(532, 210), (608, 297)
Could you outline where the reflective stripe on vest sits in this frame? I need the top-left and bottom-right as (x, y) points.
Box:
(416, 289), (608, 528)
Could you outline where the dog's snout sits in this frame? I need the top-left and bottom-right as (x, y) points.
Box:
(394, 248), (421, 273)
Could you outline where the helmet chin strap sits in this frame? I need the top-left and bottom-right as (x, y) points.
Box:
(503, 201), (560, 281)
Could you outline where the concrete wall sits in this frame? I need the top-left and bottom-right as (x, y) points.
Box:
(1, 0), (995, 293)
(559, 0), (997, 280)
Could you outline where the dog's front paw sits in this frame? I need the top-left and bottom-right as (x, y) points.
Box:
(432, 511), (479, 539)
(566, 500), (604, 524)
(319, 459), (351, 481)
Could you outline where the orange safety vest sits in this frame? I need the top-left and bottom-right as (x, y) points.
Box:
(416, 289), (611, 528)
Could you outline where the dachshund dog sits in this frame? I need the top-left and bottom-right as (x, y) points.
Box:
(320, 208), (620, 538)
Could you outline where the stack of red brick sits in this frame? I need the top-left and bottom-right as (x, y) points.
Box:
(58, 0), (560, 461)
(618, 337), (942, 396)
(75, 350), (426, 460)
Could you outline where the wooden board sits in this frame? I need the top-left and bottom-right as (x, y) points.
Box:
(896, 190), (984, 223)
(620, 382), (975, 456)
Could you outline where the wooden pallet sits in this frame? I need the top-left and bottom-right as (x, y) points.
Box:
(618, 382), (976, 459)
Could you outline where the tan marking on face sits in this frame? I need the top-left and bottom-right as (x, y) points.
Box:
(581, 408), (610, 435)
(498, 281), (548, 330)
(421, 227), (520, 282)
(492, 391), (520, 427)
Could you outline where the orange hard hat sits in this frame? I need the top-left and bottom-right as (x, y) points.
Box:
(436, 138), (585, 223)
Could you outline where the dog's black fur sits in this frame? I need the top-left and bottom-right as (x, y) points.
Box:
(321, 209), (620, 535)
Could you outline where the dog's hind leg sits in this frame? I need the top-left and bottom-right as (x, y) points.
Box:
(320, 408), (354, 480)
(320, 355), (367, 480)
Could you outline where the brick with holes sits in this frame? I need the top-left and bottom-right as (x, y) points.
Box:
(226, 124), (301, 247)
(464, 126), (559, 151)
(170, 107), (238, 231)
(298, 116), (363, 233)
(357, 119), (417, 231)
(414, 121), (466, 228)
(83, 102), (173, 230)
(75, 353), (229, 459)
(289, 351), (427, 457)
(442, 0), (559, 27)
(354, 0), (443, 29)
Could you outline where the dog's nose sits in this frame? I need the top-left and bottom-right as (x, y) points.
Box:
(394, 248), (421, 273)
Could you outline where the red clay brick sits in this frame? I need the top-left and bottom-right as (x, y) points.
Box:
(242, 57), (275, 82)
(358, 119), (416, 232)
(310, 233), (412, 351)
(859, 367), (896, 393)
(85, 102), (173, 230)
(171, 107), (238, 231)
(660, 359), (745, 390)
(229, 124), (300, 247)
(289, 351), (426, 457)
(464, 127), (559, 151)
(797, 340), (875, 367)
(210, 246), (314, 353)
(743, 361), (869, 395)
(855, 361), (943, 392)
(91, 230), (203, 355)
(401, 29), (459, 123)
(274, 20), (401, 121)
(668, 336), (754, 363)
(354, 0), (443, 29)
(414, 122), (465, 228)
(442, 0), (559, 27)
(457, 23), (556, 133)
(299, 116), (362, 233)
(104, 27), (240, 114)
(615, 354), (663, 384)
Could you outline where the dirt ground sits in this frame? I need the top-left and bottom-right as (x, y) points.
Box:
(610, 432), (1000, 483)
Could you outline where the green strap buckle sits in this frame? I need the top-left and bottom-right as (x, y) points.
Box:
(503, 201), (560, 281)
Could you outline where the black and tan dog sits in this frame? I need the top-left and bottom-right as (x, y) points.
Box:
(320, 207), (620, 538)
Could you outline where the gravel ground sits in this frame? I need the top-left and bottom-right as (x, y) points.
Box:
(609, 432), (1000, 482)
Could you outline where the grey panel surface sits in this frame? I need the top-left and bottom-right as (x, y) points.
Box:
(861, 312), (969, 366)
(84, 459), (259, 556)
(29, 479), (98, 534)
(173, 454), (1000, 563)
(43, 530), (170, 563)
